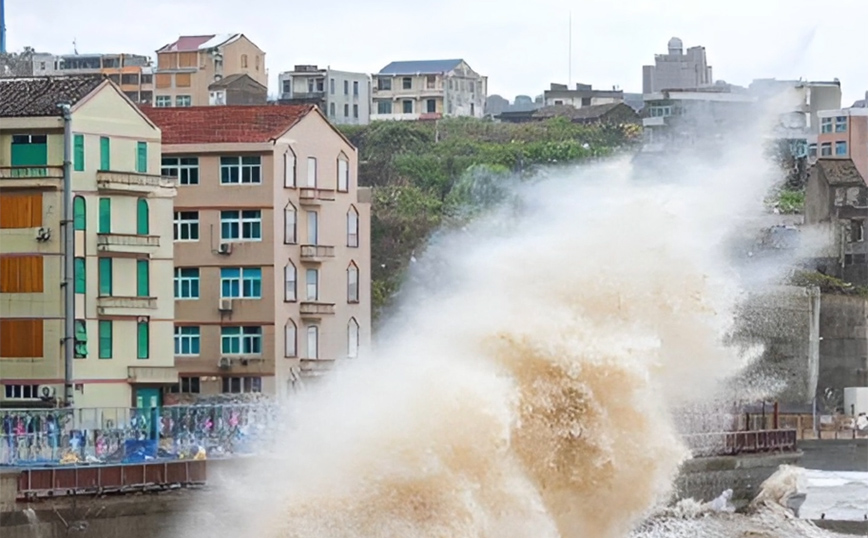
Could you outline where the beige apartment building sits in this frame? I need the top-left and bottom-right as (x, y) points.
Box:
(154, 34), (266, 107)
(371, 59), (487, 121)
(0, 75), (177, 409)
(142, 104), (371, 399)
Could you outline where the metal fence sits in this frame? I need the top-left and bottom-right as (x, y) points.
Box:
(0, 404), (280, 466)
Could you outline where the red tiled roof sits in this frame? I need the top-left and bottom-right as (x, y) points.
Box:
(141, 105), (315, 145)
(157, 35), (214, 53)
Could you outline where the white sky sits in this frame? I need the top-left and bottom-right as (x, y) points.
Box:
(6, 0), (868, 105)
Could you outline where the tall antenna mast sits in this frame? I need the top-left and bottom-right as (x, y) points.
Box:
(568, 11), (572, 87)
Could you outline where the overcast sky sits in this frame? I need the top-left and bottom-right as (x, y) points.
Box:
(6, 0), (868, 105)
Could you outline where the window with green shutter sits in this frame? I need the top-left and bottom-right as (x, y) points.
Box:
(98, 320), (112, 359)
(136, 142), (147, 173)
(98, 197), (111, 233)
(73, 196), (86, 230)
(137, 321), (149, 359)
(99, 137), (110, 170)
(74, 257), (86, 293)
(73, 134), (85, 172)
(136, 198), (149, 235)
(137, 260), (149, 296)
(74, 319), (88, 358)
(98, 258), (112, 296)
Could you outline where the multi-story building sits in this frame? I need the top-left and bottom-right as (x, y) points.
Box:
(141, 104), (371, 399)
(542, 83), (623, 108)
(0, 75), (177, 409)
(26, 52), (155, 104)
(815, 108), (868, 179)
(154, 34), (266, 108)
(278, 65), (370, 125)
(371, 59), (487, 121)
(642, 37), (713, 94)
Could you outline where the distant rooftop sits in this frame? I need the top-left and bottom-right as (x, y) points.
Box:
(157, 34), (243, 53)
(377, 59), (464, 75)
(0, 75), (105, 117)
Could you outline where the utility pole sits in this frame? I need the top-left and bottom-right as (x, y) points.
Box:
(0, 0), (7, 54)
(568, 11), (572, 87)
(58, 103), (75, 407)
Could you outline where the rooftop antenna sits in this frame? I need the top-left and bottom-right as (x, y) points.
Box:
(72, 38), (78, 55)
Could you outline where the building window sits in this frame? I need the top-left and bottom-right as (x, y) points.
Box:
(426, 99), (436, 113)
(337, 155), (349, 192)
(162, 157), (199, 185)
(820, 142), (832, 156)
(174, 326), (200, 355)
(329, 102), (335, 117)
(221, 326), (262, 355)
(99, 136), (110, 170)
(220, 156), (261, 184)
(808, 144), (817, 158)
(137, 198), (149, 235)
(306, 157), (317, 188)
(174, 268), (200, 299)
(137, 321), (149, 359)
(176, 95), (192, 107)
(98, 197), (111, 233)
(220, 210), (262, 241)
(0, 320), (43, 358)
(173, 211), (199, 241)
(348, 318), (360, 358)
(307, 211), (318, 244)
(353, 81), (359, 96)
(836, 141), (848, 156)
(377, 77), (391, 91)
(0, 192), (42, 228)
(220, 267), (262, 299)
(835, 116), (848, 132)
(353, 104), (359, 118)
(284, 261), (297, 302)
(167, 376), (201, 394)
(98, 320), (112, 359)
(4, 385), (40, 399)
(284, 149), (296, 188)
(73, 196), (86, 230)
(306, 325), (318, 359)
(343, 80), (349, 95)
(344, 103), (349, 117)
(98, 258), (112, 296)
(74, 257), (86, 293)
(241, 54), (248, 68)
(402, 77), (412, 90)
(330, 78), (335, 95)
(73, 134), (85, 172)
(402, 100), (413, 114)
(851, 220), (865, 243)
(284, 201), (297, 244)
(137, 260), (149, 297)
(136, 141), (148, 173)
(10, 134), (47, 171)
(0, 256), (43, 293)
(347, 262), (359, 303)
(376, 100), (392, 114)
(347, 206), (359, 248)
(74, 320), (87, 358)
(221, 376), (261, 394)
(820, 117), (832, 133)
(426, 75), (436, 89)
(155, 96), (171, 107)
(285, 320), (297, 357)
(306, 268), (318, 301)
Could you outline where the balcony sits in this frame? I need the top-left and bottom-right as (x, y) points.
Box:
(0, 166), (63, 189)
(643, 116), (667, 127)
(97, 296), (157, 316)
(299, 301), (335, 318)
(97, 233), (160, 253)
(96, 170), (175, 193)
(280, 91), (326, 103)
(298, 188), (336, 205)
(299, 357), (336, 376)
(300, 245), (335, 262)
(128, 366), (179, 385)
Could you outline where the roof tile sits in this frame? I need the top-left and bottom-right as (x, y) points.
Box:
(378, 59), (464, 75)
(0, 75), (106, 117)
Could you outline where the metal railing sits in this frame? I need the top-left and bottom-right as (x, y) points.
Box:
(683, 429), (798, 457)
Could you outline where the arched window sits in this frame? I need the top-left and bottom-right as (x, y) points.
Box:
(347, 206), (359, 248)
(73, 196), (86, 231)
(337, 152), (349, 192)
(136, 198), (149, 235)
(347, 318), (359, 358)
(284, 148), (296, 188)
(347, 262), (359, 303)
(284, 319), (297, 357)
(284, 260), (297, 302)
(284, 201), (297, 244)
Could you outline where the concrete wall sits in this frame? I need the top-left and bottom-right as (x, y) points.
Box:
(818, 294), (868, 409)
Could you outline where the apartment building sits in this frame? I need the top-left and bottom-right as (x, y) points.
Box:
(642, 37), (713, 94)
(542, 83), (624, 108)
(154, 34), (266, 107)
(0, 75), (177, 409)
(278, 65), (371, 125)
(141, 105), (371, 399)
(28, 52), (155, 104)
(371, 59), (487, 121)
(815, 108), (868, 180)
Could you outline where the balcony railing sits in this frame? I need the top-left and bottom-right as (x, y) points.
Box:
(97, 296), (157, 314)
(300, 245), (335, 261)
(0, 166), (64, 187)
(128, 366), (179, 385)
(97, 233), (160, 251)
(96, 170), (176, 191)
(299, 188), (336, 204)
(299, 302), (335, 317)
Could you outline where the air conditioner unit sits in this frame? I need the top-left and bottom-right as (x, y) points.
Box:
(35, 227), (51, 242)
(219, 298), (233, 312)
(217, 243), (232, 255)
(218, 357), (232, 369)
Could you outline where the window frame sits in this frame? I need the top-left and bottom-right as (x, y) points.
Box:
(348, 317), (360, 358)
(173, 211), (199, 242)
(347, 262), (359, 303)
(220, 210), (262, 241)
(284, 320), (297, 358)
(835, 141), (848, 156)
(221, 326), (263, 355)
(820, 142), (832, 156)
(220, 267), (263, 299)
(306, 325), (319, 359)
(137, 320), (149, 359)
(347, 206), (359, 248)
(337, 155), (349, 192)
(284, 202), (297, 244)
(284, 261), (297, 302)
(283, 148), (297, 188)
(220, 156), (262, 185)
(174, 325), (201, 356)
(835, 116), (848, 133)
(98, 320), (112, 359)
(161, 157), (200, 185)
(174, 267), (200, 300)
(98, 257), (112, 296)
(305, 268), (318, 301)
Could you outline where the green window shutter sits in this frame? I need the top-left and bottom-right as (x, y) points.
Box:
(11, 139), (48, 167)
(136, 198), (149, 235)
(73, 196), (86, 230)
(74, 319), (88, 358)
(98, 258), (112, 296)
(136, 142), (147, 173)
(99, 137), (110, 170)
(73, 134), (85, 172)
(98, 197), (111, 233)
(98, 320), (112, 359)
(137, 322), (149, 359)
(136, 260), (149, 296)
(74, 257), (86, 293)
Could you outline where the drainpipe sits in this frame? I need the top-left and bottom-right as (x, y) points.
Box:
(58, 103), (74, 407)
